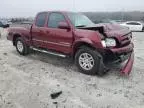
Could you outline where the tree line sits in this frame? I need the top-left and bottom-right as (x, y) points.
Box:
(4, 11), (144, 24)
(83, 11), (144, 23)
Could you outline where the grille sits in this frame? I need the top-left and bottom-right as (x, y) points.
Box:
(119, 32), (132, 47)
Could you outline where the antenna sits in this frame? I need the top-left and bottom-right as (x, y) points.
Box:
(73, 0), (76, 11)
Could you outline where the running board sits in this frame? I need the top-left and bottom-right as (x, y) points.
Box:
(31, 47), (66, 58)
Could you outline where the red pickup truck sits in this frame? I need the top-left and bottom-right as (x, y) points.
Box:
(7, 11), (134, 76)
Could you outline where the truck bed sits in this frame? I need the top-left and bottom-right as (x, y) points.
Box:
(10, 23), (32, 29)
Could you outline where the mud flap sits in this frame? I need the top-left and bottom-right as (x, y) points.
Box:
(121, 52), (134, 75)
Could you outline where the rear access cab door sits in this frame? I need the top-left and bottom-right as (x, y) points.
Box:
(31, 12), (48, 48)
(31, 12), (73, 54)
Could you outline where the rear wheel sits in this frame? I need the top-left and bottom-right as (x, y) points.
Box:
(75, 46), (106, 76)
(15, 37), (29, 55)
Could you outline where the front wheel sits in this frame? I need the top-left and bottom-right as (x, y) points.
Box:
(15, 37), (29, 55)
(75, 46), (106, 76)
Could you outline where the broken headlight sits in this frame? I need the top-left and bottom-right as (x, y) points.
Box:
(101, 38), (116, 47)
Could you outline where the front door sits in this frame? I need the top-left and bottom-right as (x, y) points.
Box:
(44, 12), (73, 54)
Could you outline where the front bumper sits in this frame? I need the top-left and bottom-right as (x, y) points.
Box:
(110, 43), (134, 75)
(110, 43), (134, 54)
(121, 51), (134, 75)
(102, 43), (134, 75)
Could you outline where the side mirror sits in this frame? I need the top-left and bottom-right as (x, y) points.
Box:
(58, 22), (70, 30)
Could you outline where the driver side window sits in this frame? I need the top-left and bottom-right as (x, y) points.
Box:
(48, 13), (66, 28)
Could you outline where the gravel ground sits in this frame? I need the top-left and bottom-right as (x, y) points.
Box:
(0, 29), (144, 108)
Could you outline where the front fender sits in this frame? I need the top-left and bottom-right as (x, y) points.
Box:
(72, 37), (103, 55)
(73, 38), (94, 48)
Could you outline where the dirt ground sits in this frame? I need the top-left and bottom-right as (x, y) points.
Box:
(0, 29), (144, 108)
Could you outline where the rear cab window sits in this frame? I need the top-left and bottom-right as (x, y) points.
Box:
(35, 12), (47, 27)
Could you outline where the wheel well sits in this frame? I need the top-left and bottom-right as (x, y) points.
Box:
(73, 42), (95, 56)
(13, 34), (21, 46)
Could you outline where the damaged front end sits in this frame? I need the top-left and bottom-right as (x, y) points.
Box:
(77, 24), (134, 75)
(102, 42), (134, 75)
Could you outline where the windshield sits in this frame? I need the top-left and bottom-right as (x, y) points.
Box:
(67, 13), (95, 27)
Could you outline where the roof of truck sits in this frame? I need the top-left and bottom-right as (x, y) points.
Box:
(37, 11), (76, 14)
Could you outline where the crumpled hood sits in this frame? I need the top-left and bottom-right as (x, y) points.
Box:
(77, 23), (131, 38)
(95, 23), (131, 37)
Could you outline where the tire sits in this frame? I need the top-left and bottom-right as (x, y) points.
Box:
(75, 46), (106, 76)
(142, 27), (144, 32)
(15, 37), (29, 55)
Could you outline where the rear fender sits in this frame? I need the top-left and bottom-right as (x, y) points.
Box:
(12, 32), (31, 46)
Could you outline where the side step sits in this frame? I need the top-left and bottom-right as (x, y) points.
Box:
(31, 47), (67, 58)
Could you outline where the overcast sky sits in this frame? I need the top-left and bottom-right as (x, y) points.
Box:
(1, 0), (144, 17)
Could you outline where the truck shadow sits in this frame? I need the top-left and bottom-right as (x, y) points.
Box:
(12, 50), (123, 77)
(27, 51), (78, 72)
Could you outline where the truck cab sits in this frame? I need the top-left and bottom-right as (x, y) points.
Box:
(31, 12), (74, 54)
